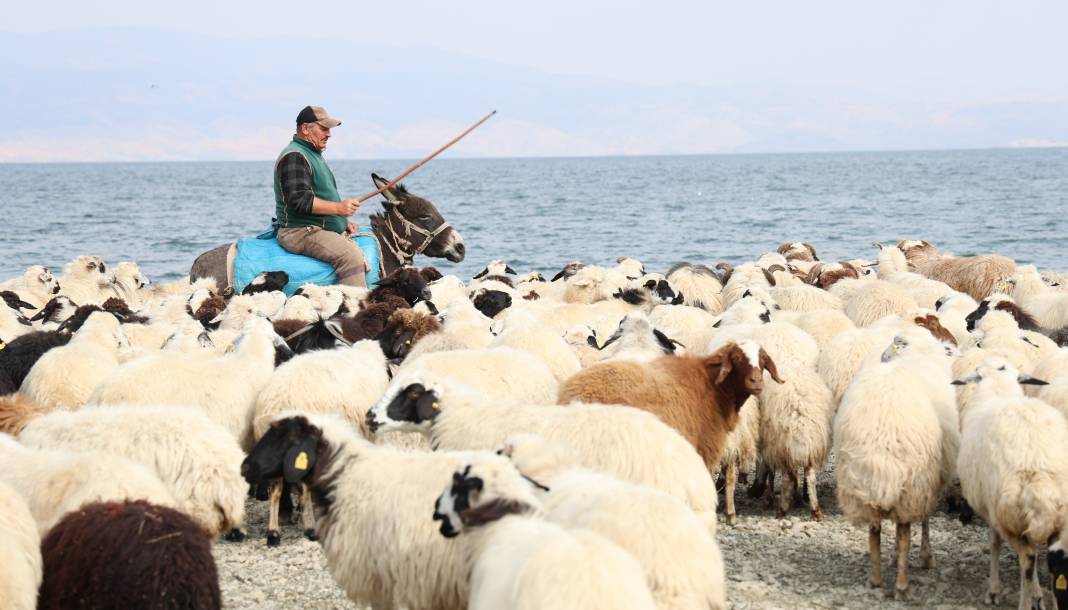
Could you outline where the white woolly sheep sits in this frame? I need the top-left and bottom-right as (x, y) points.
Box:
(954, 358), (1068, 608)
(0, 479), (41, 610)
(88, 317), (286, 449)
(367, 371), (720, 527)
(57, 255), (116, 306)
(501, 433), (727, 610)
(250, 339), (396, 545)
(1, 265), (61, 310)
(434, 452), (657, 610)
(242, 413), (484, 610)
(489, 308), (581, 383)
(18, 404), (247, 538)
(399, 346), (559, 405)
(751, 361), (834, 520)
(108, 261), (151, 308)
(776, 308), (855, 352)
(0, 432), (175, 534)
(562, 323), (603, 368)
(718, 395), (761, 526)
(842, 280), (918, 327)
(771, 283), (844, 313)
(1010, 265), (1068, 331)
(594, 311), (684, 363)
(648, 304), (720, 355)
(19, 311), (130, 409)
(614, 255), (646, 279)
(563, 265), (630, 304)
(833, 331), (959, 600)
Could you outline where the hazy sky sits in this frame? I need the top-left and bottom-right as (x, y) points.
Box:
(9, 0), (1066, 95)
(3, 1), (1067, 160)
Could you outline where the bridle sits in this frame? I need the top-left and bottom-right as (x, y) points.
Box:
(377, 203), (452, 266)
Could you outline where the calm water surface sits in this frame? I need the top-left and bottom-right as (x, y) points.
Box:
(1, 148), (1065, 283)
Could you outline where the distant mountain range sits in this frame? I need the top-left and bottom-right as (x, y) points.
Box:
(1, 28), (1066, 161)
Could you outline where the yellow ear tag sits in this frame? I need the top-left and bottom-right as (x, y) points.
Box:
(431, 402), (440, 410)
(294, 451), (308, 471)
(0, 342), (6, 350)
(1056, 575), (1066, 590)
(224, 344), (235, 354)
(405, 340), (411, 345)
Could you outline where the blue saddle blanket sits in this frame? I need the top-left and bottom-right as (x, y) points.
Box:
(233, 228), (381, 296)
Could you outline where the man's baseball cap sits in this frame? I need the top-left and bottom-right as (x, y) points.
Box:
(296, 106), (342, 128)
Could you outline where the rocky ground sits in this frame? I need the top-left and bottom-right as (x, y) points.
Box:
(213, 463), (1035, 610)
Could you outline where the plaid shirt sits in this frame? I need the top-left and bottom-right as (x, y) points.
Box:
(277, 152), (314, 214)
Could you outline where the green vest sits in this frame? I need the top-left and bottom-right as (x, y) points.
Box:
(273, 136), (347, 233)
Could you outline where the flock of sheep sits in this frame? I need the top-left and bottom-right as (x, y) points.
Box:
(1, 239), (1067, 610)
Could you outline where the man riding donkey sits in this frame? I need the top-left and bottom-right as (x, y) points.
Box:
(274, 105), (368, 287)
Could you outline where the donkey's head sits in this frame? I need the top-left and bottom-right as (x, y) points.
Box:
(370, 173), (465, 266)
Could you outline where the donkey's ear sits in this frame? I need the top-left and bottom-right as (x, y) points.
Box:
(372, 173), (402, 203)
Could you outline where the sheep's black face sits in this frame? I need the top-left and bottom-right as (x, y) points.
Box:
(433, 465), (481, 538)
(965, 300), (990, 332)
(651, 279), (678, 305)
(379, 327), (417, 360)
(472, 290), (512, 318)
(378, 383), (441, 430)
(242, 417), (320, 485)
(243, 271), (289, 295)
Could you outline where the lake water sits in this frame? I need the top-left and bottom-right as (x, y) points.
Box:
(1, 148), (1065, 284)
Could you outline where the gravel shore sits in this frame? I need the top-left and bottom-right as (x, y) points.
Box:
(214, 463), (1019, 610)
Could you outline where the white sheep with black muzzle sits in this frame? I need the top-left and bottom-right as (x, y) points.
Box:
(367, 369), (720, 530)
(433, 452), (657, 610)
(241, 412), (487, 610)
(499, 433), (726, 610)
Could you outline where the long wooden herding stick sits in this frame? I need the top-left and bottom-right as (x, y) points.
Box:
(355, 110), (497, 202)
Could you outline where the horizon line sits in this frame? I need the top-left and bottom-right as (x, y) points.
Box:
(2, 143), (1065, 166)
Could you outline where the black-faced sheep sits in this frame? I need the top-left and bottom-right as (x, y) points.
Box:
(368, 267), (432, 307)
(377, 308), (443, 361)
(38, 500), (221, 610)
(242, 270), (290, 295)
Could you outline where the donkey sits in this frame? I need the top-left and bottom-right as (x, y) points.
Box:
(189, 173), (465, 290)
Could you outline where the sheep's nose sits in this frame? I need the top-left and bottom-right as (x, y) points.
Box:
(454, 243), (465, 257)
(365, 411), (380, 433)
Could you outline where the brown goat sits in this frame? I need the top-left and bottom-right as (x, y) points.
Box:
(558, 342), (783, 469)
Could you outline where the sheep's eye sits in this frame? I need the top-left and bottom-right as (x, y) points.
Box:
(997, 365), (1007, 371)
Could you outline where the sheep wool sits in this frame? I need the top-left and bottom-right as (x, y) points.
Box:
(19, 311), (129, 409)
(19, 404), (246, 537)
(0, 433), (176, 534)
(0, 480), (41, 610)
(38, 500), (221, 610)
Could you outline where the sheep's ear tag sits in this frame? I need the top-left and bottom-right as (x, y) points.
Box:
(283, 439), (317, 483)
(0, 341), (6, 350)
(1057, 575), (1067, 590)
(224, 343), (235, 354)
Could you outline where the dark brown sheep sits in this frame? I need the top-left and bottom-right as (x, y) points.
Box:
(377, 308), (444, 360)
(39, 500), (221, 610)
(558, 341), (783, 469)
(368, 267), (431, 307)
